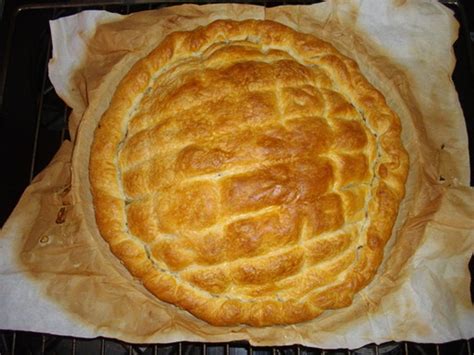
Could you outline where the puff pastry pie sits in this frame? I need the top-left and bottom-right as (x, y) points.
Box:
(90, 19), (408, 326)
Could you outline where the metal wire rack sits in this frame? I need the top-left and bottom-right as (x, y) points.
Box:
(1, 331), (473, 354)
(0, 1), (473, 354)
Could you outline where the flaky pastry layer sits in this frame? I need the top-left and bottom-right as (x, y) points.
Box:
(89, 19), (408, 326)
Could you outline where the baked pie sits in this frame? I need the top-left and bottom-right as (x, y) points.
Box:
(90, 19), (408, 326)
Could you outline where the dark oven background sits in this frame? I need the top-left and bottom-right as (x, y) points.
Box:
(0, 1), (473, 354)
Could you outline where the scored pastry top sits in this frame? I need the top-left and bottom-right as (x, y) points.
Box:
(90, 19), (408, 326)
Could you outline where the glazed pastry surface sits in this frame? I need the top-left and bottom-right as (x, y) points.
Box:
(90, 19), (408, 326)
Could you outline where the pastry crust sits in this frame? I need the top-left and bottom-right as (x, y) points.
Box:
(89, 19), (408, 326)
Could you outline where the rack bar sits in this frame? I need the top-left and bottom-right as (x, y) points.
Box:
(29, 37), (51, 182)
(11, 331), (16, 355)
(15, 0), (272, 13)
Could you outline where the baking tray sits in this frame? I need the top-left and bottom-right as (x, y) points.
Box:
(0, 1), (473, 354)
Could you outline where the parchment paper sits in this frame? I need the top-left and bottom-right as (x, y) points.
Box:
(1, 0), (473, 349)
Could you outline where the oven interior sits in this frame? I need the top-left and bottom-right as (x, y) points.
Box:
(0, 1), (473, 354)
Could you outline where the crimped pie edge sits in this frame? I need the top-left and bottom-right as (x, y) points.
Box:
(89, 19), (408, 326)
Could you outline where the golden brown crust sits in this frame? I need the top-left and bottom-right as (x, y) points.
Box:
(89, 19), (408, 326)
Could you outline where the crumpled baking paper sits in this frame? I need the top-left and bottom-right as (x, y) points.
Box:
(0, 0), (473, 349)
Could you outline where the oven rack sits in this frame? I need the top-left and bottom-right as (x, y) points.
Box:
(0, 1), (473, 354)
(1, 331), (473, 354)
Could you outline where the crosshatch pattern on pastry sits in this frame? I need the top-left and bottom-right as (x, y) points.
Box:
(90, 19), (408, 326)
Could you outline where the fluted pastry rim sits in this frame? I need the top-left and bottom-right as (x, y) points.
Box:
(89, 19), (408, 326)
